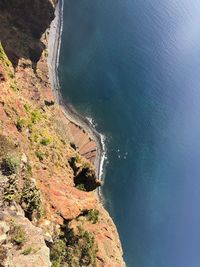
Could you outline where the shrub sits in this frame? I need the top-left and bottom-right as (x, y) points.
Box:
(3, 175), (17, 202)
(29, 132), (40, 144)
(20, 179), (41, 220)
(40, 137), (51, 146)
(82, 162), (91, 169)
(1, 155), (19, 175)
(87, 209), (99, 224)
(50, 239), (66, 267)
(16, 118), (26, 132)
(77, 227), (98, 266)
(49, 226), (98, 267)
(10, 225), (26, 246)
(35, 151), (46, 161)
(31, 109), (42, 124)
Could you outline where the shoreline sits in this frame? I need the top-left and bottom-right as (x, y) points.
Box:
(47, 0), (105, 182)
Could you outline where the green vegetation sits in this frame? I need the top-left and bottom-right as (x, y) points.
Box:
(49, 226), (98, 267)
(3, 175), (18, 202)
(29, 132), (40, 144)
(10, 224), (27, 246)
(82, 162), (91, 169)
(78, 227), (98, 266)
(35, 150), (46, 161)
(0, 42), (12, 69)
(22, 247), (32, 256)
(24, 103), (32, 113)
(1, 155), (19, 176)
(0, 42), (14, 81)
(16, 118), (27, 132)
(10, 79), (20, 92)
(76, 183), (86, 192)
(40, 137), (51, 146)
(20, 179), (42, 220)
(31, 109), (42, 124)
(50, 239), (66, 267)
(87, 209), (99, 224)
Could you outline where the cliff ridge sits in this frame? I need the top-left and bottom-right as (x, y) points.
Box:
(0, 1), (125, 266)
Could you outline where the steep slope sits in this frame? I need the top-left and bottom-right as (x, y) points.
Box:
(0, 1), (125, 266)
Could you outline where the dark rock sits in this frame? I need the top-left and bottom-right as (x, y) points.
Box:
(0, 0), (55, 67)
(74, 167), (101, 192)
(44, 100), (55, 106)
(0, 65), (6, 83)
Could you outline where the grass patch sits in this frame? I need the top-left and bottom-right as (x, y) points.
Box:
(22, 247), (32, 255)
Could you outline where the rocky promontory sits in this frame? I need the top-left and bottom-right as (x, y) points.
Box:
(0, 0), (125, 266)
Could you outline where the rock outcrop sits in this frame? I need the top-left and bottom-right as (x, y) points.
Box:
(0, 0), (125, 266)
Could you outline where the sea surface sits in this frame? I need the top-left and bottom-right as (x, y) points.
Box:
(59, 1), (200, 266)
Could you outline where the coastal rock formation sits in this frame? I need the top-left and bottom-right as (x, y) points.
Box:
(0, 0), (125, 266)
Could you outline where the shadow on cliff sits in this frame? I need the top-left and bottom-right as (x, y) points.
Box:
(0, 0), (55, 68)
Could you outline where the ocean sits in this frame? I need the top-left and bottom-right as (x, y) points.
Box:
(58, 1), (200, 266)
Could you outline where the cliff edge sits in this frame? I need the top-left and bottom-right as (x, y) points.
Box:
(0, 0), (125, 266)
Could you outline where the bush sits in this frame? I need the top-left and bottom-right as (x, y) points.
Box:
(16, 118), (26, 132)
(35, 151), (46, 161)
(78, 227), (98, 266)
(87, 209), (99, 224)
(50, 239), (66, 267)
(10, 225), (26, 246)
(31, 109), (42, 124)
(49, 226), (98, 267)
(3, 175), (17, 202)
(1, 155), (19, 176)
(40, 137), (51, 146)
(20, 179), (41, 220)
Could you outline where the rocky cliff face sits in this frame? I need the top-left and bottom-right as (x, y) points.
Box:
(0, 0), (125, 266)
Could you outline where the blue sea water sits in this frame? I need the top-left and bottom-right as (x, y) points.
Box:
(59, 1), (200, 266)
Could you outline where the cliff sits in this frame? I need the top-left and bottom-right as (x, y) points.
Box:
(0, 0), (125, 266)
